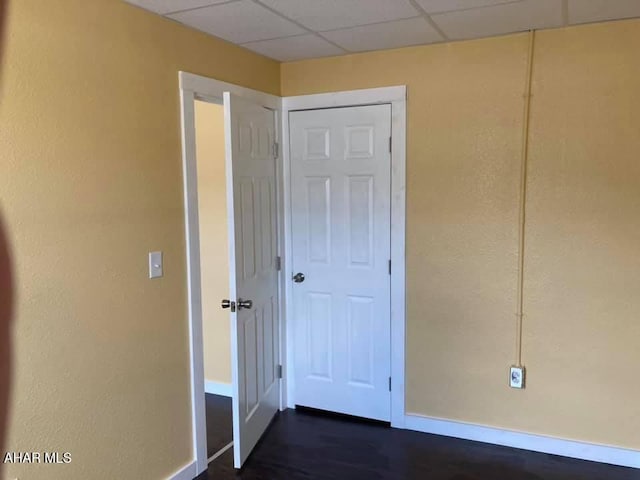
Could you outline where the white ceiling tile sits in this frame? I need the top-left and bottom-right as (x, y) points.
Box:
(568, 0), (640, 25)
(257, 0), (420, 31)
(124, 0), (230, 15)
(415, 0), (522, 14)
(242, 34), (345, 61)
(323, 17), (443, 52)
(167, 0), (305, 43)
(432, 0), (563, 40)
(126, 0), (640, 62)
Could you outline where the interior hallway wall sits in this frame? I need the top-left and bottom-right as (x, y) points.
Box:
(0, 1), (279, 479)
(195, 101), (231, 386)
(281, 18), (640, 451)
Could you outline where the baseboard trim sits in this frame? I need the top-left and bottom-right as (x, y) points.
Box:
(166, 460), (197, 480)
(204, 380), (232, 397)
(404, 414), (639, 469)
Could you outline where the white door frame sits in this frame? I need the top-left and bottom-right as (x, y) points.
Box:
(178, 72), (286, 476)
(281, 86), (407, 428)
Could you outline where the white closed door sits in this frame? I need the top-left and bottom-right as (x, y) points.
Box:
(289, 104), (392, 422)
(223, 92), (280, 468)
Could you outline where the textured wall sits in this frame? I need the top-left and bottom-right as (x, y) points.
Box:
(522, 20), (640, 448)
(0, 1), (279, 479)
(281, 19), (640, 450)
(195, 101), (231, 385)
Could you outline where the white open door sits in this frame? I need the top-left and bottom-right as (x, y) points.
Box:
(223, 92), (280, 468)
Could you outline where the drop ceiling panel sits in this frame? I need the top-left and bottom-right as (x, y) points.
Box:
(167, 0), (305, 44)
(125, 0), (230, 15)
(257, 0), (420, 31)
(242, 34), (345, 61)
(432, 0), (563, 40)
(568, 0), (640, 25)
(415, 0), (521, 15)
(123, 0), (640, 62)
(324, 17), (443, 53)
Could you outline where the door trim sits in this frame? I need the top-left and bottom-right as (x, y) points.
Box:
(178, 72), (285, 475)
(282, 86), (407, 428)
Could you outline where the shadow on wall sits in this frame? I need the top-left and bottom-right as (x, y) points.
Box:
(0, 0), (14, 463)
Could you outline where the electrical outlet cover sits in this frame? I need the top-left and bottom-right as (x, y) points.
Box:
(510, 366), (525, 389)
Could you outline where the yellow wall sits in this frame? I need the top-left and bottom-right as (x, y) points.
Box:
(0, 1), (279, 479)
(195, 101), (231, 385)
(282, 19), (640, 450)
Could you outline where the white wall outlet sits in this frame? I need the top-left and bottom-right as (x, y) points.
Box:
(149, 251), (163, 279)
(510, 366), (525, 389)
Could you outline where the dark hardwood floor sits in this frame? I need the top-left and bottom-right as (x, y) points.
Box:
(205, 393), (233, 458)
(197, 408), (639, 480)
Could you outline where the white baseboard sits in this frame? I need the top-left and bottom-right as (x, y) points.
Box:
(404, 414), (640, 469)
(204, 380), (232, 397)
(166, 460), (197, 480)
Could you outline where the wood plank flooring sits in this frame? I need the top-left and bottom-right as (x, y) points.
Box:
(205, 393), (232, 458)
(197, 408), (639, 480)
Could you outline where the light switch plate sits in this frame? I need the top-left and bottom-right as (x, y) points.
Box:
(149, 251), (163, 279)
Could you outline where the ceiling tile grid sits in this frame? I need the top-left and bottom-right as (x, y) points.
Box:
(124, 0), (640, 61)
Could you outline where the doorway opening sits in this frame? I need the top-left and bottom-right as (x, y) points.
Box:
(193, 100), (234, 462)
(179, 73), (286, 477)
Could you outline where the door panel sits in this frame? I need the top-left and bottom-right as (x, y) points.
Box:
(306, 177), (331, 264)
(290, 104), (392, 422)
(347, 175), (374, 267)
(347, 295), (375, 387)
(307, 292), (332, 380)
(224, 92), (279, 468)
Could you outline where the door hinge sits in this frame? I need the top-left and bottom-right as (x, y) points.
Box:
(273, 141), (279, 158)
(388, 377), (392, 391)
(275, 256), (282, 271)
(388, 259), (391, 275)
(277, 364), (283, 379)
(389, 136), (392, 153)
